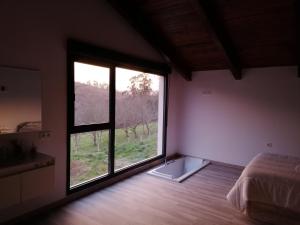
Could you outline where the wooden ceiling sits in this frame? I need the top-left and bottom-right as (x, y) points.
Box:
(108, 0), (298, 80)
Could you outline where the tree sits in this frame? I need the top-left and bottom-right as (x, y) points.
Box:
(74, 81), (109, 151)
(117, 73), (158, 139)
(127, 73), (152, 96)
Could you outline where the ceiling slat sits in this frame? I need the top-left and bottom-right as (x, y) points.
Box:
(296, 0), (300, 77)
(108, 0), (192, 81)
(191, 0), (242, 80)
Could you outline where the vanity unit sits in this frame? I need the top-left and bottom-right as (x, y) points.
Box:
(0, 66), (54, 211)
(0, 153), (55, 210)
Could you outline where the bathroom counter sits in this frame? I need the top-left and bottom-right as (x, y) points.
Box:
(0, 153), (55, 211)
(0, 153), (55, 178)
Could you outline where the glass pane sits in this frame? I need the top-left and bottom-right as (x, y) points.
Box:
(115, 67), (164, 170)
(74, 62), (109, 126)
(70, 130), (109, 187)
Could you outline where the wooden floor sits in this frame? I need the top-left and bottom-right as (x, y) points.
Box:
(18, 164), (267, 225)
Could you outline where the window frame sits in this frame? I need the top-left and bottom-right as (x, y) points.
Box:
(66, 40), (170, 194)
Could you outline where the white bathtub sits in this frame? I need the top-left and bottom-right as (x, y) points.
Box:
(147, 156), (210, 182)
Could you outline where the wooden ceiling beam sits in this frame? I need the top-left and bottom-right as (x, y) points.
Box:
(108, 0), (192, 81)
(296, 0), (300, 77)
(191, 0), (242, 80)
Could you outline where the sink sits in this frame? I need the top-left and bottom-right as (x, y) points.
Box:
(0, 153), (55, 178)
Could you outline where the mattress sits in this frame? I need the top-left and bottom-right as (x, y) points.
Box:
(227, 153), (300, 224)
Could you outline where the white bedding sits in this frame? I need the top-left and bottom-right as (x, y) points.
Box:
(227, 153), (300, 214)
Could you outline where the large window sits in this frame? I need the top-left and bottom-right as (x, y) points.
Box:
(67, 41), (169, 193)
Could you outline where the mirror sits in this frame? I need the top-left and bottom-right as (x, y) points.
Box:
(0, 66), (42, 134)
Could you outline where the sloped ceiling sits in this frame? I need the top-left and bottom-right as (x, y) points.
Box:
(108, 0), (298, 80)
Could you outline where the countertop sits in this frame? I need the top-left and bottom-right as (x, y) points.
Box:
(0, 153), (55, 178)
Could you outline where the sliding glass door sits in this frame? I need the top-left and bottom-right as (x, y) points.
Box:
(115, 67), (165, 171)
(67, 40), (169, 193)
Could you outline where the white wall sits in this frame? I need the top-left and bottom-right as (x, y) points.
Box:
(166, 71), (182, 156)
(0, 67), (41, 132)
(0, 0), (179, 222)
(176, 66), (300, 166)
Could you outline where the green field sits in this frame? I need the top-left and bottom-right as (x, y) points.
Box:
(70, 122), (158, 186)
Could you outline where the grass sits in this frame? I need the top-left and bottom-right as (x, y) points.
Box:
(70, 122), (158, 186)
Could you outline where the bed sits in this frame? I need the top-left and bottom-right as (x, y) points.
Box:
(227, 153), (300, 225)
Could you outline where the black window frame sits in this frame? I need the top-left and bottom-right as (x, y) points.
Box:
(67, 40), (170, 194)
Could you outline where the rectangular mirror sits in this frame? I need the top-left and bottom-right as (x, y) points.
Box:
(0, 66), (42, 134)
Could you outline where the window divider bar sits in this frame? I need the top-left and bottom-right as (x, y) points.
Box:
(71, 123), (110, 134)
(162, 74), (169, 156)
(108, 66), (116, 175)
(68, 39), (171, 75)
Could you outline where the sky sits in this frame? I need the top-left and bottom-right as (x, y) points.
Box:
(74, 62), (160, 91)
